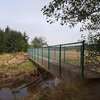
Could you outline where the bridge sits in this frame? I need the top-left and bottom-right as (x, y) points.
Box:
(28, 41), (100, 80)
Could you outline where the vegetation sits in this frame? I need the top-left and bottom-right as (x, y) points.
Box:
(0, 26), (29, 53)
(85, 33), (100, 65)
(0, 53), (37, 88)
(42, 0), (100, 66)
(31, 37), (47, 48)
(42, 0), (100, 31)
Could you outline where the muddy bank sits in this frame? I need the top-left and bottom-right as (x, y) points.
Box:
(0, 52), (56, 100)
(0, 70), (56, 100)
(0, 53), (38, 88)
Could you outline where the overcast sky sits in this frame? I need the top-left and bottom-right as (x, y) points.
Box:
(0, 0), (82, 45)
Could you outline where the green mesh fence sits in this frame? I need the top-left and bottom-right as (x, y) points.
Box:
(28, 41), (85, 79)
(28, 41), (100, 79)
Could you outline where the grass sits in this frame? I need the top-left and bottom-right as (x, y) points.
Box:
(0, 53), (37, 88)
(0, 53), (35, 74)
(0, 61), (35, 75)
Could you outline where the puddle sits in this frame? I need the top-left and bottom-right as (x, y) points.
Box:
(40, 77), (61, 89)
(0, 87), (28, 100)
(0, 77), (60, 100)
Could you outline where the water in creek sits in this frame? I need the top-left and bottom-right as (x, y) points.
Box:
(0, 87), (27, 100)
(0, 77), (60, 100)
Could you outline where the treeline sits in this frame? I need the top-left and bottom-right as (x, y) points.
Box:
(0, 27), (28, 53)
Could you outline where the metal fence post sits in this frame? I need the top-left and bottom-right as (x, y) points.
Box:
(32, 48), (33, 59)
(59, 45), (62, 77)
(48, 46), (50, 70)
(42, 47), (43, 64)
(36, 48), (37, 61)
(64, 47), (66, 63)
(34, 48), (36, 60)
(35, 48), (37, 61)
(37, 48), (38, 61)
(80, 41), (85, 79)
(38, 48), (39, 62)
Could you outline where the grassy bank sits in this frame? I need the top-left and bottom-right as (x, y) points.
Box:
(0, 53), (37, 88)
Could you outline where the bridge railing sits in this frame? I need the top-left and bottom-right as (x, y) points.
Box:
(28, 41), (100, 79)
(28, 41), (86, 79)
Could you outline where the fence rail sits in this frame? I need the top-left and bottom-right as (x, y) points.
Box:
(28, 41), (100, 79)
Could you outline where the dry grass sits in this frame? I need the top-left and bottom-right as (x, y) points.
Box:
(47, 50), (80, 65)
(0, 52), (28, 65)
(65, 50), (80, 60)
(0, 52), (35, 75)
(0, 53), (37, 88)
(64, 50), (80, 65)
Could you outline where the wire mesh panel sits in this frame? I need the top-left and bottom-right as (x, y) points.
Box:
(27, 41), (100, 79)
(48, 46), (60, 77)
(27, 42), (84, 78)
(27, 48), (33, 59)
(60, 42), (83, 79)
(38, 48), (42, 65)
(42, 47), (48, 69)
(36, 48), (40, 63)
(50, 46), (59, 64)
(61, 44), (81, 66)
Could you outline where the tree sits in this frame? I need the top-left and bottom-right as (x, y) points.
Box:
(93, 33), (100, 52)
(42, 0), (100, 31)
(85, 32), (100, 66)
(0, 27), (29, 53)
(0, 29), (4, 52)
(42, 0), (100, 66)
(31, 37), (47, 48)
